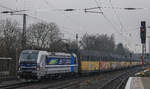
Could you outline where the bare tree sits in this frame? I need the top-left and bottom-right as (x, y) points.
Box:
(0, 19), (21, 58)
(81, 33), (115, 53)
(27, 22), (62, 50)
(115, 43), (131, 56)
(81, 34), (96, 50)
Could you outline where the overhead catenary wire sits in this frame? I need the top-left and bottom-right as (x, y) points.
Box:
(28, 15), (78, 38)
(44, 0), (86, 27)
(94, 0), (133, 48)
(0, 3), (77, 40)
(0, 4), (48, 29)
(0, 2), (140, 41)
(107, 0), (139, 39)
(102, 6), (147, 10)
(27, 15), (47, 22)
(98, 0), (132, 38)
(108, 1), (138, 40)
(94, 0), (103, 13)
(100, 0), (143, 40)
(94, 0), (122, 35)
(103, 1), (141, 51)
(108, 0), (124, 32)
(0, 4), (14, 11)
(42, 0), (88, 34)
(26, 0), (81, 37)
(54, 6), (150, 12)
(0, 3), (46, 22)
(0, 2), (139, 34)
(107, 0), (133, 41)
(93, 0), (125, 37)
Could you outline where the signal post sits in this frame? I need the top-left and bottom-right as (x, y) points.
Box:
(140, 21), (146, 67)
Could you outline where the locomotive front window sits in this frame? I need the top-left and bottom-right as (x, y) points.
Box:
(20, 52), (39, 61)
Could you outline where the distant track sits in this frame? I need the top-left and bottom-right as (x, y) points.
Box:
(99, 67), (144, 89)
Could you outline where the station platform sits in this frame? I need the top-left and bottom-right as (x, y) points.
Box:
(125, 77), (150, 89)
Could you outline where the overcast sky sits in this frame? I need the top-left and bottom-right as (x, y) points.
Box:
(0, 0), (150, 53)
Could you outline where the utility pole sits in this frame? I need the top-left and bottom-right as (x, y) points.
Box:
(148, 36), (150, 54)
(76, 34), (79, 52)
(148, 37), (150, 54)
(22, 14), (27, 50)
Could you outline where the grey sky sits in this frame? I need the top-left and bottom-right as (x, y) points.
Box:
(0, 0), (150, 53)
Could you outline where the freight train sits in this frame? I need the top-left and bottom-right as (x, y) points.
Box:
(17, 50), (141, 80)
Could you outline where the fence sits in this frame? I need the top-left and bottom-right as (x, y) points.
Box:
(0, 57), (16, 81)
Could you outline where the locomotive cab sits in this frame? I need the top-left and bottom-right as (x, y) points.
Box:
(17, 50), (48, 80)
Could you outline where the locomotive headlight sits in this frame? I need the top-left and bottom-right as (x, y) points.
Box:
(36, 66), (40, 71)
(18, 67), (20, 71)
(18, 65), (21, 71)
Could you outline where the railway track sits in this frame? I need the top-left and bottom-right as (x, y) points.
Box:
(11, 75), (82, 89)
(41, 67), (143, 89)
(0, 66), (146, 89)
(0, 82), (33, 89)
(41, 78), (80, 89)
(99, 67), (143, 89)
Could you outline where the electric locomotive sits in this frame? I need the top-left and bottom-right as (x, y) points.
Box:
(17, 50), (78, 80)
